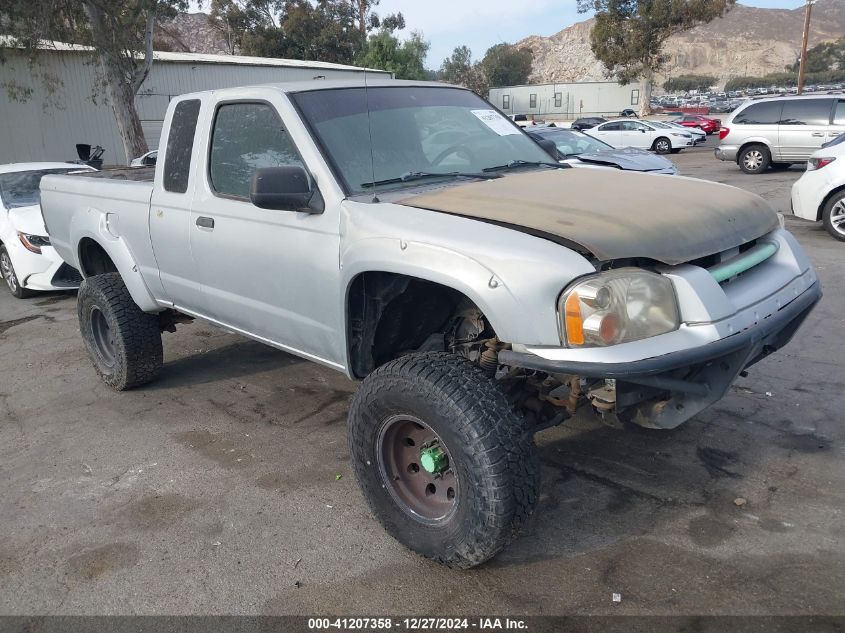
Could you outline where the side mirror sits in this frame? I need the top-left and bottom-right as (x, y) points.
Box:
(535, 138), (561, 160)
(639, 128), (646, 133)
(249, 165), (324, 214)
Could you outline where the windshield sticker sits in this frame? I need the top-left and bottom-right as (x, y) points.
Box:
(471, 109), (522, 136)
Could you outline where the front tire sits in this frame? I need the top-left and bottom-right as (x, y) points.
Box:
(653, 137), (671, 154)
(0, 245), (36, 299)
(822, 191), (845, 242)
(738, 144), (771, 174)
(77, 272), (163, 390)
(348, 352), (539, 569)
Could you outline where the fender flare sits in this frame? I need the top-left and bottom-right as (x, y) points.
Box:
(340, 237), (542, 348)
(70, 210), (160, 312)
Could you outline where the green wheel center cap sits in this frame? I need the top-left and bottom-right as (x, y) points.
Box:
(420, 444), (448, 474)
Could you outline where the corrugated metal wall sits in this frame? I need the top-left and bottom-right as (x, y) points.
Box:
(489, 81), (643, 119)
(0, 50), (380, 165)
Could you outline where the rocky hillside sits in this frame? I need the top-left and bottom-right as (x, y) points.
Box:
(155, 13), (233, 55)
(518, 0), (845, 88)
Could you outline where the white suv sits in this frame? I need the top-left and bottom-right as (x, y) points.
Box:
(716, 95), (845, 174)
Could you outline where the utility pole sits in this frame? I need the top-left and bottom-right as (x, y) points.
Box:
(797, 0), (815, 95)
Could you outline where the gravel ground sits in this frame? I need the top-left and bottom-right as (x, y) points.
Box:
(0, 141), (843, 616)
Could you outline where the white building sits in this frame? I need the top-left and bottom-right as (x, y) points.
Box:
(489, 81), (643, 119)
(0, 43), (390, 164)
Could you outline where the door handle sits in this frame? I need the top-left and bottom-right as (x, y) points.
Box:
(196, 216), (215, 229)
(811, 132), (825, 137)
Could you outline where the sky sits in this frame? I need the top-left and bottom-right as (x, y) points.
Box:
(189, 1), (811, 68)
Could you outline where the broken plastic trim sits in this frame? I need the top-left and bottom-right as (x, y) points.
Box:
(708, 240), (778, 283)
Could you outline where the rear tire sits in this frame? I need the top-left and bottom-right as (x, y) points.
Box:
(77, 272), (163, 390)
(738, 144), (771, 174)
(0, 245), (36, 299)
(348, 352), (539, 569)
(653, 137), (672, 154)
(822, 191), (845, 242)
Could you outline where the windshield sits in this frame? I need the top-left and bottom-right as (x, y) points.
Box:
(534, 129), (613, 156)
(0, 168), (81, 209)
(647, 121), (671, 129)
(292, 86), (556, 194)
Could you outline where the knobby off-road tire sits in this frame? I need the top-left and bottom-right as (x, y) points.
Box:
(348, 352), (539, 569)
(77, 272), (162, 390)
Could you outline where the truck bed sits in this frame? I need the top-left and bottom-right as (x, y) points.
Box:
(40, 169), (155, 278)
(69, 166), (155, 182)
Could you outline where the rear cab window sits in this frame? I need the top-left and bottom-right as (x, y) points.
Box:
(163, 99), (201, 194)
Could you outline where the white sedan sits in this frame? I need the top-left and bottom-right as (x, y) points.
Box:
(586, 119), (694, 154)
(791, 135), (845, 241)
(0, 162), (94, 298)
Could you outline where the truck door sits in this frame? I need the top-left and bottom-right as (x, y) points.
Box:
(188, 97), (343, 367)
(148, 97), (205, 312)
(777, 98), (834, 161)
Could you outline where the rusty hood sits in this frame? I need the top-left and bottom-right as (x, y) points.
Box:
(397, 169), (779, 265)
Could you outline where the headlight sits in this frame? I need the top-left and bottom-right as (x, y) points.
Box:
(17, 231), (51, 254)
(560, 269), (679, 347)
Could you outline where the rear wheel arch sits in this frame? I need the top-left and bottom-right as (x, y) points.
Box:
(78, 237), (118, 278)
(345, 271), (498, 379)
(819, 184), (845, 222)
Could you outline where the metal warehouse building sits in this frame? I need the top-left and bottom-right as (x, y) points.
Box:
(0, 43), (389, 165)
(489, 81), (642, 119)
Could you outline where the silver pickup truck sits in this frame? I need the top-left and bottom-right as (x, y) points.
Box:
(41, 79), (821, 569)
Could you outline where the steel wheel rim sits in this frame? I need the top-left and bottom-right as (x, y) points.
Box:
(1, 251), (17, 292)
(831, 199), (845, 236)
(90, 307), (116, 368)
(376, 414), (459, 525)
(744, 150), (763, 170)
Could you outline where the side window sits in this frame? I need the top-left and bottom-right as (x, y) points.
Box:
(734, 101), (783, 125)
(835, 100), (845, 125)
(601, 122), (622, 132)
(209, 102), (303, 200)
(529, 94), (537, 109)
(163, 99), (201, 194)
(502, 95), (510, 110)
(554, 92), (562, 108)
(780, 99), (834, 125)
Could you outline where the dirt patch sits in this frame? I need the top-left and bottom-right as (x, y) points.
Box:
(0, 315), (41, 337)
(120, 493), (201, 531)
(66, 542), (139, 580)
(173, 428), (253, 469)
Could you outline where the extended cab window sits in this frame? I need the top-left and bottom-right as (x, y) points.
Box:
(734, 101), (783, 125)
(209, 102), (303, 200)
(163, 99), (201, 193)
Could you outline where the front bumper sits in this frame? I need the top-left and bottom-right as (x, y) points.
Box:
(8, 241), (80, 291)
(500, 281), (821, 428)
(715, 145), (739, 162)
